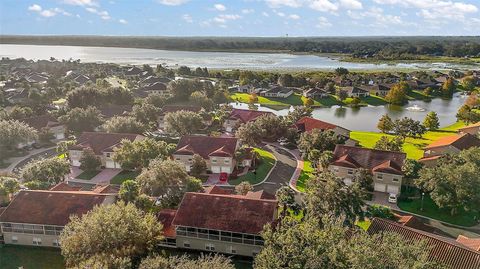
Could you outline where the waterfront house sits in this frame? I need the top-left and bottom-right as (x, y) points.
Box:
(302, 87), (329, 98)
(341, 86), (370, 98)
(259, 85), (293, 98)
(360, 84), (392, 97)
(329, 145), (406, 194)
(223, 108), (273, 133)
(419, 133), (480, 166)
(294, 116), (350, 139)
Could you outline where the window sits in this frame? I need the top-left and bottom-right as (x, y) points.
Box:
(333, 167), (339, 172)
(205, 244), (215, 251)
(106, 153), (111, 158)
(224, 159), (230, 164)
(33, 237), (42, 245)
(377, 174), (383, 180)
(183, 242), (191, 248)
(229, 246), (237, 254)
(175, 158), (180, 161)
(212, 159), (217, 163)
(188, 158), (192, 163)
(393, 177), (399, 182)
(53, 239), (60, 247)
(347, 169), (354, 175)
(11, 236), (18, 243)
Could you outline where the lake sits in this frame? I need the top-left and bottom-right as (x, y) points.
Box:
(0, 44), (478, 71)
(230, 93), (466, 131)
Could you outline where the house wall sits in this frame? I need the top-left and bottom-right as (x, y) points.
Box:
(459, 126), (480, 136)
(175, 235), (262, 257)
(1, 223), (63, 248)
(48, 125), (66, 139)
(423, 145), (460, 158)
(173, 154), (235, 174)
(333, 127), (351, 138)
(329, 165), (402, 194)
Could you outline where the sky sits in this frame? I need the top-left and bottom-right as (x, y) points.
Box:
(0, 0), (479, 36)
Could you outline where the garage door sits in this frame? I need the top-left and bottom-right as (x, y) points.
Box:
(220, 166), (231, 173)
(72, 159), (80, 167)
(211, 166), (221, 173)
(387, 185), (400, 194)
(344, 178), (353, 185)
(55, 133), (65, 140)
(106, 160), (120, 169)
(374, 183), (386, 192)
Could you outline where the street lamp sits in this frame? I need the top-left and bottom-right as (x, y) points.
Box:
(421, 192), (425, 211)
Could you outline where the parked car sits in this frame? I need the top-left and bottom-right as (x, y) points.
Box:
(388, 193), (398, 204)
(219, 172), (228, 182)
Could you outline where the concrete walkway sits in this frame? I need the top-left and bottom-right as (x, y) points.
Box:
(0, 146), (57, 174)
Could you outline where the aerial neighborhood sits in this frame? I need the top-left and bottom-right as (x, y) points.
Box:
(0, 56), (479, 269)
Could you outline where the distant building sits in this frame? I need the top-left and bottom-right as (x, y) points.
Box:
(223, 108), (273, 133)
(458, 122), (480, 136)
(419, 133), (480, 166)
(19, 114), (66, 140)
(259, 85), (294, 98)
(302, 87), (329, 98)
(341, 86), (370, 98)
(294, 116), (350, 139)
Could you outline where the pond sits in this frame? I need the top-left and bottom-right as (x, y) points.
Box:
(230, 93), (466, 131)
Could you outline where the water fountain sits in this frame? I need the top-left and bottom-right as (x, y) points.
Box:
(405, 104), (426, 112)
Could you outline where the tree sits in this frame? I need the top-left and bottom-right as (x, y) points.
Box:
(461, 76), (476, 92)
(104, 87), (134, 105)
(393, 117), (426, 138)
(136, 159), (202, 206)
(374, 136), (404, 152)
(305, 171), (365, 226)
(335, 67), (349, 75)
(60, 202), (163, 268)
(190, 154), (207, 178)
(144, 92), (167, 108)
(317, 150), (334, 170)
(275, 186), (296, 217)
(303, 97), (314, 107)
(168, 79), (194, 99)
(59, 106), (104, 133)
(113, 138), (169, 171)
(235, 181), (253, 195)
(366, 204), (395, 220)
(278, 74), (294, 87)
(177, 65), (191, 76)
(441, 78), (456, 98)
(456, 104), (480, 124)
(298, 129), (341, 157)
(385, 82), (409, 105)
(164, 110), (204, 135)
(336, 88), (348, 102)
(66, 87), (103, 108)
(20, 157), (70, 185)
(465, 94), (479, 108)
(352, 168), (373, 193)
(139, 254), (235, 269)
(416, 148), (480, 215)
(0, 177), (20, 201)
(56, 139), (76, 158)
(79, 148), (101, 172)
(377, 114), (394, 133)
(402, 159), (423, 180)
(189, 91), (214, 111)
(0, 119), (38, 154)
(286, 106), (312, 124)
(235, 121), (265, 146)
(131, 103), (159, 127)
(5, 105), (33, 120)
(119, 180), (140, 203)
(254, 114), (288, 141)
(423, 111), (440, 130)
(102, 116), (146, 134)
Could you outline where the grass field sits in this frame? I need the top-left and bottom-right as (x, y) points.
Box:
(229, 148), (276, 185)
(110, 170), (140, 185)
(0, 245), (65, 269)
(76, 170), (100, 180)
(356, 220), (372, 231)
(350, 122), (466, 160)
(295, 161), (314, 192)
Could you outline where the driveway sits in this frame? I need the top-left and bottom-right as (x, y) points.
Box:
(1, 147), (57, 174)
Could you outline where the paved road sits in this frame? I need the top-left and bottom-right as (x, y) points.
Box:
(11, 148), (58, 174)
(254, 144), (298, 195)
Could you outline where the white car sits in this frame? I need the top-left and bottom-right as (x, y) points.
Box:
(388, 193), (398, 204)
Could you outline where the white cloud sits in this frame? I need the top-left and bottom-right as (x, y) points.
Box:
(214, 4), (226, 11)
(157, 0), (190, 6)
(242, 9), (255, 14)
(213, 14), (241, 23)
(28, 4), (42, 12)
(118, 19), (128, 24)
(339, 0), (363, 9)
(276, 11), (286, 17)
(182, 14), (193, 23)
(53, 8), (72, 16)
(289, 14), (301, 19)
(316, 16), (332, 27)
(85, 7), (111, 20)
(265, 0), (302, 8)
(309, 0), (339, 12)
(40, 10), (56, 17)
(63, 0), (98, 6)
(262, 11), (270, 17)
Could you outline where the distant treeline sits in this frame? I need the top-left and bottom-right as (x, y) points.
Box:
(1, 35), (480, 59)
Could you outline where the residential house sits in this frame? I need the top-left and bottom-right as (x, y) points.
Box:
(0, 189), (116, 247)
(294, 117), (350, 139)
(173, 136), (240, 174)
(125, 66), (143, 77)
(367, 218), (480, 269)
(329, 145), (406, 194)
(99, 104), (133, 119)
(6, 88), (29, 105)
(158, 188), (278, 257)
(419, 133), (480, 166)
(73, 74), (92, 86)
(136, 82), (170, 98)
(360, 84), (392, 97)
(458, 122), (480, 136)
(341, 86), (370, 98)
(303, 87), (329, 98)
(333, 76), (353, 87)
(223, 108), (273, 133)
(157, 105), (203, 130)
(229, 85), (257, 94)
(26, 73), (48, 84)
(20, 114), (66, 140)
(259, 86), (293, 98)
(69, 132), (144, 168)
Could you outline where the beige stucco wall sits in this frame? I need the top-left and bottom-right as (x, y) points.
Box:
(423, 145), (460, 157)
(329, 165), (402, 193)
(173, 154), (235, 173)
(175, 235), (262, 257)
(2, 232), (61, 247)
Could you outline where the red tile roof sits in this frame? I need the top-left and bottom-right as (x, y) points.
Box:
(19, 114), (62, 131)
(174, 135), (238, 159)
(395, 214), (434, 233)
(332, 145), (406, 175)
(172, 192), (277, 234)
(228, 109), (273, 124)
(0, 190), (116, 226)
(70, 132), (142, 155)
(368, 218), (480, 269)
(456, 235), (480, 252)
(295, 117), (343, 132)
(204, 185), (234, 195)
(158, 209), (177, 238)
(246, 190), (276, 200)
(49, 182), (83, 192)
(425, 133), (480, 150)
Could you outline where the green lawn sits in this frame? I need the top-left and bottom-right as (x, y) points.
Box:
(76, 170), (100, 180)
(350, 122), (466, 160)
(229, 148), (276, 185)
(295, 161), (314, 192)
(356, 220), (372, 231)
(110, 170), (140, 185)
(398, 194), (479, 227)
(0, 245), (65, 269)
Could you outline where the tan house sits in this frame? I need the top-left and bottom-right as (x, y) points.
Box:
(458, 122), (480, 136)
(223, 108), (273, 133)
(173, 136), (240, 174)
(158, 186), (278, 257)
(0, 189), (116, 247)
(294, 116), (351, 139)
(20, 114), (66, 140)
(69, 132), (144, 169)
(419, 133), (480, 166)
(329, 145), (406, 194)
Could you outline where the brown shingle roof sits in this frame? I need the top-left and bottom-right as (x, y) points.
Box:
(367, 218), (480, 269)
(228, 109), (273, 123)
(49, 182), (83, 192)
(0, 190), (116, 226)
(425, 133), (480, 150)
(332, 145), (406, 175)
(174, 136), (238, 159)
(19, 114), (62, 131)
(456, 235), (480, 252)
(70, 132), (141, 155)
(204, 185), (234, 195)
(172, 192), (277, 234)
